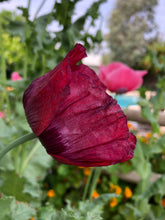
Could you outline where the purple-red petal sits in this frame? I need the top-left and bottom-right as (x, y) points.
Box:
(23, 44), (87, 136)
(23, 44), (136, 167)
(39, 67), (136, 167)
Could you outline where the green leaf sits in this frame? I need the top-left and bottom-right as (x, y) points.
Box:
(142, 174), (165, 199)
(0, 195), (13, 220)
(0, 194), (36, 220)
(11, 200), (36, 220)
(38, 205), (56, 220)
(141, 105), (160, 133)
(5, 20), (25, 41)
(0, 170), (32, 202)
(132, 141), (151, 179)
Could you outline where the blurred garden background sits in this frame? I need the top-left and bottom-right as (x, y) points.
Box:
(0, 0), (165, 219)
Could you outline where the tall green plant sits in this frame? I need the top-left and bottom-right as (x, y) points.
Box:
(3, 0), (106, 80)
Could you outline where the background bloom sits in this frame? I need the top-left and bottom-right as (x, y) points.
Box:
(124, 186), (132, 199)
(11, 72), (22, 81)
(23, 44), (136, 167)
(99, 62), (147, 93)
(47, 189), (55, 198)
(0, 111), (5, 119)
(110, 198), (118, 207)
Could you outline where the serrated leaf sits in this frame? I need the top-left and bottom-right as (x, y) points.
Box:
(142, 174), (165, 199)
(11, 200), (36, 220)
(0, 170), (32, 202)
(0, 194), (36, 220)
(38, 205), (57, 220)
(132, 141), (151, 179)
(0, 195), (13, 220)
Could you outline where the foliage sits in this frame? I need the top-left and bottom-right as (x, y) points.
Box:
(1, 0), (165, 219)
(138, 41), (165, 89)
(104, 0), (158, 67)
(0, 0), (106, 80)
(142, 41), (165, 75)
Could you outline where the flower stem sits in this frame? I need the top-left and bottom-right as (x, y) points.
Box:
(0, 133), (36, 160)
(20, 140), (40, 173)
(89, 167), (102, 200)
(82, 168), (94, 201)
(34, 0), (47, 21)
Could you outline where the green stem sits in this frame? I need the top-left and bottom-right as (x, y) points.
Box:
(82, 168), (94, 201)
(0, 133), (36, 160)
(31, 53), (38, 72)
(23, 0), (31, 79)
(40, 0), (56, 41)
(20, 140), (40, 173)
(34, 0), (47, 21)
(89, 167), (102, 201)
(0, 23), (11, 121)
(23, 45), (28, 79)
(41, 54), (46, 75)
(27, 0), (31, 10)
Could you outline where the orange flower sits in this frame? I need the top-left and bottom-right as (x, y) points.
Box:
(124, 187), (132, 199)
(161, 198), (165, 207)
(83, 168), (91, 176)
(110, 184), (122, 195)
(110, 198), (118, 207)
(30, 218), (35, 220)
(47, 189), (55, 198)
(145, 133), (152, 139)
(6, 86), (14, 91)
(141, 136), (148, 144)
(127, 122), (136, 131)
(92, 190), (99, 199)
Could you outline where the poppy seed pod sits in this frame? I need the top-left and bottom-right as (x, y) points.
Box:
(23, 44), (136, 167)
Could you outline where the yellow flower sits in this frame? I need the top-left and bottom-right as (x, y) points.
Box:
(124, 187), (132, 199)
(92, 190), (99, 199)
(110, 198), (118, 207)
(47, 189), (55, 198)
(110, 184), (122, 195)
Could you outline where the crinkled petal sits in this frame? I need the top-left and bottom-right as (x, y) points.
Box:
(39, 67), (136, 167)
(23, 44), (87, 136)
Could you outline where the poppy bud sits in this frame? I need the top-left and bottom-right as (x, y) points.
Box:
(23, 44), (136, 167)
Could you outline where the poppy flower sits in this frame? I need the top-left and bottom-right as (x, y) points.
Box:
(11, 72), (22, 81)
(23, 44), (136, 167)
(0, 111), (5, 119)
(99, 62), (147, 93)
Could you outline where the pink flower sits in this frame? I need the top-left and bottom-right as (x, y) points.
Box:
(23, 44), (136, 167)
(99, 62), (147, 93)
(0, 111), (5, 119)
(11, 72), (22, 81)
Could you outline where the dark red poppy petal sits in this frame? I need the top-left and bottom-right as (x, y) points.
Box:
(23, 44), (87, 136)
(39, 69), (136, 167)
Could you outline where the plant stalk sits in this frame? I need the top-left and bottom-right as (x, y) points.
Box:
(0, 133), (36, 160)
